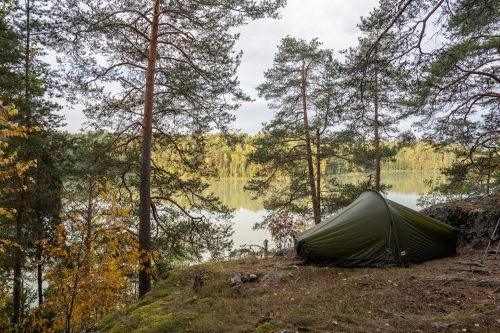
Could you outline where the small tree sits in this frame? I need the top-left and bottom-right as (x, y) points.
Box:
(29, 180), (139, 333)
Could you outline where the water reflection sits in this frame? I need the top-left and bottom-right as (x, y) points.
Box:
(209, 171), (438, 247)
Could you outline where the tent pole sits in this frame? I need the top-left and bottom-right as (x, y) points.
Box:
(481, 218), (500, 264)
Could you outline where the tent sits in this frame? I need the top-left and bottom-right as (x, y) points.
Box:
(294, 189), (459, 267)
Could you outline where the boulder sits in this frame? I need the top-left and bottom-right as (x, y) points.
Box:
(261, 272), (287, 283)
(230, 274), (242, 286)
(193, 273), (204, 292)
(419, 195), (500, 248)
(274, 247), (296, 257)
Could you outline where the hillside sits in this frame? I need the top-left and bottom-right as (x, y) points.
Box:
(91, 249), (500, 333)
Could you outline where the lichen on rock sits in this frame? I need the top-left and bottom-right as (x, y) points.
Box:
(419, 195), (500, 248)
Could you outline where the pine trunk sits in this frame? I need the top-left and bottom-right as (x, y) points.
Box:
(12, 187), (25, 327)
(301, 63), (320, 225)
(374, 68), (380, 192)
(486, 152), (492, 195)
(316, 129), (321, 217)
(12, 1), (31, 326)
(37, 245), (43, 306)
(138, 0), (160, 298)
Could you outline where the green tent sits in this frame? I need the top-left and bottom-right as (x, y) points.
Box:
(294, 190), (458, 267)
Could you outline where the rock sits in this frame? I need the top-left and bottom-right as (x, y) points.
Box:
(261, 272), (286, 283)
(249, 274), (258, 282)
(233, 284), (246, 294)
(431, 322), (456, 328)
(230, 274), (242, 286)
(419, 196), (500, 248)
(193, 273), (204, 292)
(274, 247), (296, 257)
(257, 316), (281, 325)
(241, 274), (249, 283)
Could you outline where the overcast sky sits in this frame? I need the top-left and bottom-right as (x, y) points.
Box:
(61, 0), (380, 134)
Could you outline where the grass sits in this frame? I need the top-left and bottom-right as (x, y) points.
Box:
(95, 249), (500, 332)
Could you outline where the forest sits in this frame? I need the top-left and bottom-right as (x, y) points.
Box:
(0, 0), (499, 332)
(198, 135), (456, 177)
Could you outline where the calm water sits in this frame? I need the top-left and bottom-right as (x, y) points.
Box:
(209, 171), (440, 248)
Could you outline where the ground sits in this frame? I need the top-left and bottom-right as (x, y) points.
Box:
(96, 248), (500, 333)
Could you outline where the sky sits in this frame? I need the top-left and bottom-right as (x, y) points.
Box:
(60, 0), (380, 134)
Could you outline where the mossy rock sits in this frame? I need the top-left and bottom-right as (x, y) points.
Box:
(254, 321), (285, 333)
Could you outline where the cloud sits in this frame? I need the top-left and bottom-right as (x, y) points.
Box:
(232, 0), (379, 134)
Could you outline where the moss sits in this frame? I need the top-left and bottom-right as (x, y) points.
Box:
(254, 321), (285, 333)
(96, 299), (156, 330)
(153, 289), (172, 299)
(95, 312), (120, 330)
(118, 303), (141, 315)
(152, 315), (191, 332)
(198, 297), (212, 303)
(129, 301), (163, 320)
(185, 296), (198, 304)
(107, 317), (140, 333)
(290, 315), (315, 327)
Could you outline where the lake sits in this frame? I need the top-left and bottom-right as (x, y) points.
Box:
(208, 171), (440, 249)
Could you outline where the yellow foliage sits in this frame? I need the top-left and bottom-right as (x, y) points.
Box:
(29, 181), (139, 333)
(0, 101), (37, 220)
(0, 101), (40, 327)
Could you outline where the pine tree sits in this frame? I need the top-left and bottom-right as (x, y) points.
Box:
(341, 6), (414, 192)
(52, 0), (286, 297)
(246, 37), (357, 227)
(363, 0), (499, 195)
(0, 1), (65, 326)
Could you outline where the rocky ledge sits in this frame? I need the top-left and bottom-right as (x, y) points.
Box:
(420, 195), (500, 248)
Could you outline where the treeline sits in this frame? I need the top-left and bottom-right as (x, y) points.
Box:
(199, 134), (456, 178)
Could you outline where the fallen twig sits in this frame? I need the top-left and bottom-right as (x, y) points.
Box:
(458, 261), (488, 267)
(449, 268), (491, 275)
(483, 305), (500, 315)
(413, 276), (500, 287)
(458, 261), (500, 268)
(379, 308), (405, 318)
(272, 261), (306, 267)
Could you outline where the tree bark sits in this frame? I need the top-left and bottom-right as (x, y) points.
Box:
(37, 245), (43, 306)
(301, 63), (320, 225)
(12, 183), (25, 328)
(486, 152), (492, 195)
(12, 1), (31, 326)
(138, 0), (160, 298)
(316, 129), (321, 216)
(86, 176), (93, 257)
(374, 67), (380, 192)
(24, 0), (31, 125)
